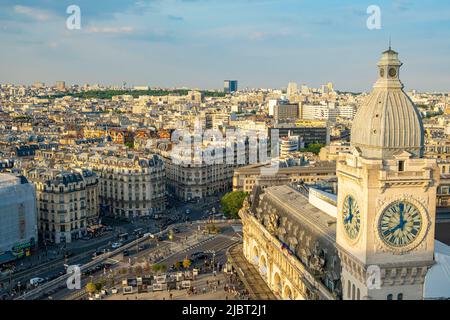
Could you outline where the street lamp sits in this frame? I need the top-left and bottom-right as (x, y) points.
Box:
(212, 251), (216, 275)
(212, 207), (216, 225)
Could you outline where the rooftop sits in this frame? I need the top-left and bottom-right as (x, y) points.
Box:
(263, 185), (337, 241)
(0, 173), (19, 188)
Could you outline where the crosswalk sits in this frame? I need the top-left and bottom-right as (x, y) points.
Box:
(179, 236), (217, 254)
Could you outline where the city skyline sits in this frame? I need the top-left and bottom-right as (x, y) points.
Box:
(1, 0), (449, 92)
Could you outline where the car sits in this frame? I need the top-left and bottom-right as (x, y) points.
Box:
(29, 277), (45, 286)
(111, 242), (122, 249)
(123, 249), (130, 257)
(143, 233), (154, 239)
(190, 252), (208, 261)
(172, 228), (180, 234)
(82, 269), (92, 276)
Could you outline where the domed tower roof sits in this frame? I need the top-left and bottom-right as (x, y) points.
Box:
(350, 48), (424, 159)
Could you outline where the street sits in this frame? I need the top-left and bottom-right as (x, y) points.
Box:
(0, 195), (226, 300)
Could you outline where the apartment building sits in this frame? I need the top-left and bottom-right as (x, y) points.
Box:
(26, 168), (99, 244)
(87, 154), (166, 218)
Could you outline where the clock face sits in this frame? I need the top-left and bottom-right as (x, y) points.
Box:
(388, 67), (397, 78)
(379, 201), (422, 248)
(342, 195), (361, 240)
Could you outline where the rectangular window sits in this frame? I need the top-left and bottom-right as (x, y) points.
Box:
(398, 161), (405, 172)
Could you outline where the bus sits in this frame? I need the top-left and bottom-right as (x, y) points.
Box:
(118, 233), (129, 241)
(133, 228), (144, 238)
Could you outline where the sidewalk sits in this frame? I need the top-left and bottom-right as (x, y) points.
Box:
(104, 272), (247, 301)
(226, 244), (277, 300)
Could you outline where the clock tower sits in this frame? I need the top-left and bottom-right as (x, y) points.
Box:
(336, 48), (440, 300)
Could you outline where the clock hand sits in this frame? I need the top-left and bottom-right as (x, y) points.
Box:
(399, 203), (405, 230)
(344, 214), (350, 224)
(346, 198), (354, 223)
(344, 212), (353, 224)
(384, 224), (401, 236)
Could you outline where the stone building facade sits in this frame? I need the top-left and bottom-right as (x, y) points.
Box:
(26, 168), (99, 244)
(87, 154), (166, 218)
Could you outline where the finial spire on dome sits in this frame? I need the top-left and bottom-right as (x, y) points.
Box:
(389, 36), (391, 50)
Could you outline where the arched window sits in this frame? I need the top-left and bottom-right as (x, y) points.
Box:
(347, 280), (351, 299)
(357, 288), (361, 300)
(352, 284), (356, 300)
(387, 294), (393, 300)
(397, 293), (403, 300)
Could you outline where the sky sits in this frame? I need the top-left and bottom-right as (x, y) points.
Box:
(0, 0), (449, 92)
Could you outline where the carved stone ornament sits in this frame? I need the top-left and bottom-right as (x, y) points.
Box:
(267, 213), (280, 234)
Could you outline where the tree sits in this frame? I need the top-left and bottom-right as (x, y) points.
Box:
(152, 264), (167, 273)
(302, 143), (325, 155)
(125, 141), (134, 149)
(86, 282), (97, 295)
(182, 259), (192, 270)
(95, 278), (106, 292)
(174, 261), (181, 270)
(134, 265), (143, 275)
(206, 223), (220, 234)
(152, 264), (161, 273)
(220, 191), (248, 219)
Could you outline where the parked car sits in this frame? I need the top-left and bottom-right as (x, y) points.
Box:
(111, 242), (122, 249)
(29, 277), (45, 286)
(190, 252), (208, 261)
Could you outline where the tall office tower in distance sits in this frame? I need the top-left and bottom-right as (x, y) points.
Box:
(224, 80), (238, 93)
(327, 82), (334, 92)
(56, 81), (66, 91)
(287, 82), (298, 98)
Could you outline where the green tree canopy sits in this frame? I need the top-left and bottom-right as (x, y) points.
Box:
(302, 143), (325, 155)
(220, 191), (248, 219)
(152, 264), (161, 273)
(182, 259), (192, 270)
(86, 282), (97, 294)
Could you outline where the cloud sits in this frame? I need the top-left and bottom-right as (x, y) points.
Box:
(393, 0), (414, 11)
(205, 26), (293, 41)
(168, 15), (184, 21)
(86, 26), (135, 34)
(13, 5), (53, 21)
